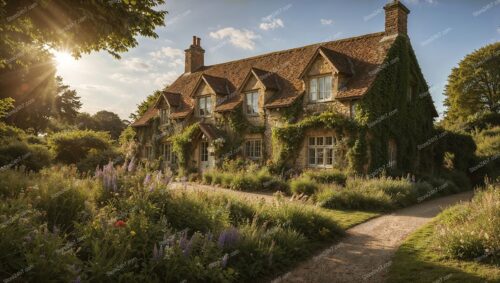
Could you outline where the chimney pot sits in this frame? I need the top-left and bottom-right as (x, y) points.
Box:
(384, 0), (410, 36)
(192, 36), (196, 46)
(196, 37), (201, 47)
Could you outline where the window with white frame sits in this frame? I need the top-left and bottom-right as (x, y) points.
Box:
(198, 96), (212, 117)
(308, 136), (335, 167)
(245, 139), (262, 160)
(200, 141), (209, 162)
(163, 143), (176, 163)
(309, 75), (332, 102)
(246, 91), (259, 115)
(160, 108), (169, 124)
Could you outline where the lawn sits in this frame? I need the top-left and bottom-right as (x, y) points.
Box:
(387, 184), (500, 283)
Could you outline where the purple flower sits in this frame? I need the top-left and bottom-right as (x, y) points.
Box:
(143, 174), (151, 186)
(217, 227), (239, 249)
(73, 276), (81, 283)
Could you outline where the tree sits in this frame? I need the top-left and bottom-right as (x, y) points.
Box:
(54, 76), (82, 123)
(130, 90), (162, 120)
(92, 111), (126, 140)
(443, 42), (500, 127)
(0, 0), (167, 131)
(0, 98), (14, 119)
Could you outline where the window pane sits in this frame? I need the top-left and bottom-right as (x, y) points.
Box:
(325, 76), (332, 99)
(319, 77), (325, 100)
(246, 94), (253, 114)
(255, 140), (261, 157)
(309, 137), (315, 145)
(252, 92), (259, 114)
(325, 137), (333, 145)
(310, 78), (318, 101)
(317, 137), (324, 146)
(308, 148), (316, 165)
(326, 149), (333, 165)
(317, 149), (324, 165)
(206, 97), (212, 114)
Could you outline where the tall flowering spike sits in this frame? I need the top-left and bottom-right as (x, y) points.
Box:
(152, 243), (159, 260)
(128, 156), (136, 172)
(221, 253), (229, 268)
(144, 173), (151, 186)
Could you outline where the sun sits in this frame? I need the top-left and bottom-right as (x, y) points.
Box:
(52, 50), (77, 69)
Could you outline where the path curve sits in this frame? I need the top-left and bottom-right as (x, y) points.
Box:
(273, 191), (474, 283)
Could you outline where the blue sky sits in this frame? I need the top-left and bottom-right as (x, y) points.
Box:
(55, 0), (500, 120)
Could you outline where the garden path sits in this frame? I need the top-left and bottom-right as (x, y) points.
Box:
(272, 191), (474, 283)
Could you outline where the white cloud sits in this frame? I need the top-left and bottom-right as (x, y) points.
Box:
(123, 57), (150, 71)
(320, 19), (333, 25)
(149, 72), (180, 87)
(110, 73), (140, 84)
(404, 0), (435, 4)
(209, 27), (260, 50)
(259, 18), (284, 31)
(149, 47), (183, 60)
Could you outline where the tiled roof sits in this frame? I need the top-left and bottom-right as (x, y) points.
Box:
(133, 31), (398, 124)
(130, 106), (158, 127)
(164, 92), (181, 107)
(201, 74), (234, 95)
(252, 68), (280, 91)
(199, 123), (224, 140)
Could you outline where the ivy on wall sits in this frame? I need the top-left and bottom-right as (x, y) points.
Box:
(169, 122), (200, 172)
(272, 111), (358, 169)
(280, 95), (304, 123)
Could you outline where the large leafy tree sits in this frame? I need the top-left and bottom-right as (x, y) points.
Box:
(91, 110), (126, 140)
(0, 0), (167, 131)
(54, 76), (82, 123)
(443, 42), (500, 127)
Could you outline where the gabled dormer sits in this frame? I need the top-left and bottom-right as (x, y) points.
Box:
(300, 47), (354, 104)
(153, 91), (181, 125)
(238, 67), (280, 116)
(190, 74), (233, 118)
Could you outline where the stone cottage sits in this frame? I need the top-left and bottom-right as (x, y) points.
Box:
(131, 0), (438, 175)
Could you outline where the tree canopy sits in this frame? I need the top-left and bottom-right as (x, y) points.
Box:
(130, 89), (162, 120)
(443, 42), (500, 128)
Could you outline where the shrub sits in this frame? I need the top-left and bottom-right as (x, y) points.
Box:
(290, 177), (318, 196)
(303, 169), (347, 185)
(436, 183), (499, 264)
(0, 139), (52, 172)
(76, 148), (123, 173)
(48, 130), (113, 164)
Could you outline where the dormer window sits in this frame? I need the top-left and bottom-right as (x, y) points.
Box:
(246, 91), (259, 115)
(198, 96), (212, 117)
(160, 108), (169, 124)
(309, 75), (332, 102)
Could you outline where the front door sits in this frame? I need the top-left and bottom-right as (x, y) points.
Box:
(200, 141), (214, 172)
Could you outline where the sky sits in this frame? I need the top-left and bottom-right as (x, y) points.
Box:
(54, 0), (500, 120)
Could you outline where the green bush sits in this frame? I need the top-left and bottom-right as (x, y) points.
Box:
(76, 148), (123, 173)
(303, 169), (347, 185)
(48, 130), (113, 165)
(0, 139), (52, 172)
(436, 183), (499, 264)
(203, 167), (288, 193)
(290, 177), (318, 196)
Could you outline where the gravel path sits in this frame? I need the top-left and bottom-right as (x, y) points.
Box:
(273, 191), (474, 283)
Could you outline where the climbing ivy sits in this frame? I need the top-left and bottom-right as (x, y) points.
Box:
(272, 111), (359, 168)
(169, 122), (200, 172)
(280, 95), (304, 123)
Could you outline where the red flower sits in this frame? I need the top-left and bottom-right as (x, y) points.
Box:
(114, 220), (126, 228)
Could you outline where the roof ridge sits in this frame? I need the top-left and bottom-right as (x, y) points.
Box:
(200, 31), (385, 70)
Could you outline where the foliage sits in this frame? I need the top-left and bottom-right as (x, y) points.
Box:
(203, 166), (289, 193)
(290, 177), (319, 196)
(130, 90), (162, 121)
(0, 138), (52, 172)
(443, 42), (500, 127)
(387, 218), (500, 283)
(436, 183), (499, 264)
(315, 175), (468, 212)
(303, 169), (347, 186)
(48, 130), (113, 165)
(272, 111), (358, 168)
(0, 97), (14, 118)
(473, 126), (500, 157)
(170, 123), (200, 173)
(53, 76), (82, 124)
(0, 165), (354, 282)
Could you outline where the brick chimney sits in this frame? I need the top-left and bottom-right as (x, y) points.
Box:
(185, 36), (205, 73)
(384, 0), (410, 36)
